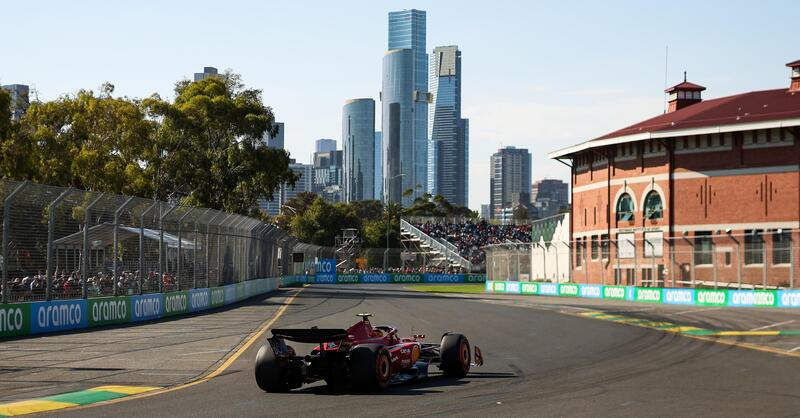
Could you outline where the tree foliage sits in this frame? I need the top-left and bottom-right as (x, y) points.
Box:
(403, 193), (478, 218)
(279, 192), (473, 248)
(0, 73), (295, 217)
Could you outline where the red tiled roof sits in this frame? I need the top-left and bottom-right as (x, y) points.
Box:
(665, 81), (706, 93)
(594, 88), (800, 141)
(787, 59), (800, 67)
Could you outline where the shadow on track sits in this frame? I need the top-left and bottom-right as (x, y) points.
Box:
(280, 372), (516, 397)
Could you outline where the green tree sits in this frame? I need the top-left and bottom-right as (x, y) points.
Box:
(2, 87), (154, 195)
(0, 88), (11, 140)
(274, 191), (318, 230)
(289, 197), (360, 246)
(402, 193), (477, 218)
(143, 74), (296, 214)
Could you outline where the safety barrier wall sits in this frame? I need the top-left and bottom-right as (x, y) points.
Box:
(485, 281), (800, 308)
(294, 273), (486, 285)
(0, 277), (282, 338)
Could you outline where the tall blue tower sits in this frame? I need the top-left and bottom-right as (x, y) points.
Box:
(383, 9), (428, 206)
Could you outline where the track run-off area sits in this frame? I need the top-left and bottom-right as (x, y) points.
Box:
(2, 284), (799, 417)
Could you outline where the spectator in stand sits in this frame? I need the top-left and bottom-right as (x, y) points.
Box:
(414, 219), (531, 266)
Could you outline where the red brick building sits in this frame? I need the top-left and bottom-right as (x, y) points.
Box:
(549, 60), (800, 289)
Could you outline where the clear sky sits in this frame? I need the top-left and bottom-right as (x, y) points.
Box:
(2, 0), (798, 210)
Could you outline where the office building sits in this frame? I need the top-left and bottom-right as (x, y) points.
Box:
(257, 122), (285, 215)
(342, 99), (376, 202)
(263, 122), (285, 149)
(374, 132), (383, 201)
(315, 138), (337, 154)
(481, 204), (490, 220)
(284, 160), (314, 204)
(2, 84), (29, 120)
(532, 179), (569, 219)
(312, 149), (343, 203)
(193, 66), (220, 82)
(428, 45), (468, 206)
(383, 9), (428, 205)
(490, 147), (532, 220)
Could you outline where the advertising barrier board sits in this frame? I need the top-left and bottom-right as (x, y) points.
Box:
(130, 293), (164, 322)
(316, 259), (337, 284)
(360, 274), (391, 284)
(189, 288), (212, 312)
(0, 303), (30, 338)
(163, 291), (190, 317)
(392, 274), (423, 283)
(423, 274), (464, 283)
(30, 300), (88, 334)
(88, 297), (130, 327)
(336, 274), (360, 284)
(482, 281), (800, 309)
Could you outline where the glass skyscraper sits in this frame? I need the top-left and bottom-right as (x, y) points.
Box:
(342, 98), (376, 202)
(383, 9), (428, 206)
(374, 132), (383, 200)
(428, 45), (468, 207)
(490, 147), (532, 220)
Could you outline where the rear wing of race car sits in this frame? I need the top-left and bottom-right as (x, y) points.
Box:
(271, 328), (348, 344)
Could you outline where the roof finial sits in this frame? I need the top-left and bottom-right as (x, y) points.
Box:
(684, 71), (687, 82)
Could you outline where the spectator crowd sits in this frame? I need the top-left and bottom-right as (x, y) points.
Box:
(414, 220), (532, 266)
(3, 269), (181, 302)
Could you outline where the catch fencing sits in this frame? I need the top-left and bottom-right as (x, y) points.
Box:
(485, 231), (800, 290)
(0, 180), (328, 304)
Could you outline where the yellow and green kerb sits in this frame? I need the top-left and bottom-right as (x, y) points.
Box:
(0, 385), (160, 417)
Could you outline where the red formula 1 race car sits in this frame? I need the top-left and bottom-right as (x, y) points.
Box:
(254, 313), (483, 392)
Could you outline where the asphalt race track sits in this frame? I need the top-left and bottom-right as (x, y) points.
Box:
(30, 285), (800, 416)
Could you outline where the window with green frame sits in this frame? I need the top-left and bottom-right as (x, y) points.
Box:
(644, 191), (663, 220)
(616, 193), (634, 221)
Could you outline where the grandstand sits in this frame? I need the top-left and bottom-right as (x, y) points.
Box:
(402, 217), (532, 273)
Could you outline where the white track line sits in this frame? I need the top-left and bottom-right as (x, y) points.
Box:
(749, 319), (795, 331)
(788, 346), (800, 353)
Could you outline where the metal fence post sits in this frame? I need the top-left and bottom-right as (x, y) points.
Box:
(82, 193), (106, 299)
(139, 201), (159, 295)
(194, 209), (210, 289)
(2, 181), (28, 303)
(762, 232), (768, 289)
(112, 196), (135, 297)
(158, 205), (177, 293)
(206, 211), (222, 288)
(218, 214), (232, 286)
(176, 207), (194, 291)
(46, 187), (73, 301)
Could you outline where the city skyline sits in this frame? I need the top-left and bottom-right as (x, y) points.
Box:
(2, 1), (798, 211)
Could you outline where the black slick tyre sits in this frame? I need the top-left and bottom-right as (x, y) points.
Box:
(440, 333), (470, 377)
(349, 346), (391, 391)
(255, 342), (289, 392)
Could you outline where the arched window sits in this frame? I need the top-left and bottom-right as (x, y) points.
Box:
(644, 191), (663, 220)
(616, 193), (634, 221)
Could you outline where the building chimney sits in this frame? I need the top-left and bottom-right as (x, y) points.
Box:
(665, 72), (706, 113)
(787, 60), (800, 92)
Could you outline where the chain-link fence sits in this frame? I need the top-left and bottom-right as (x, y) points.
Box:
(0, 180), (317, 303)
(484, 231), (800, 290)
(484, 244), (534, 281)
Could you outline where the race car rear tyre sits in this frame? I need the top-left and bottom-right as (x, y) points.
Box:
(255, 342), (289, 392)
(349, 346), (391, 391)
(440, 333), (470, 378)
